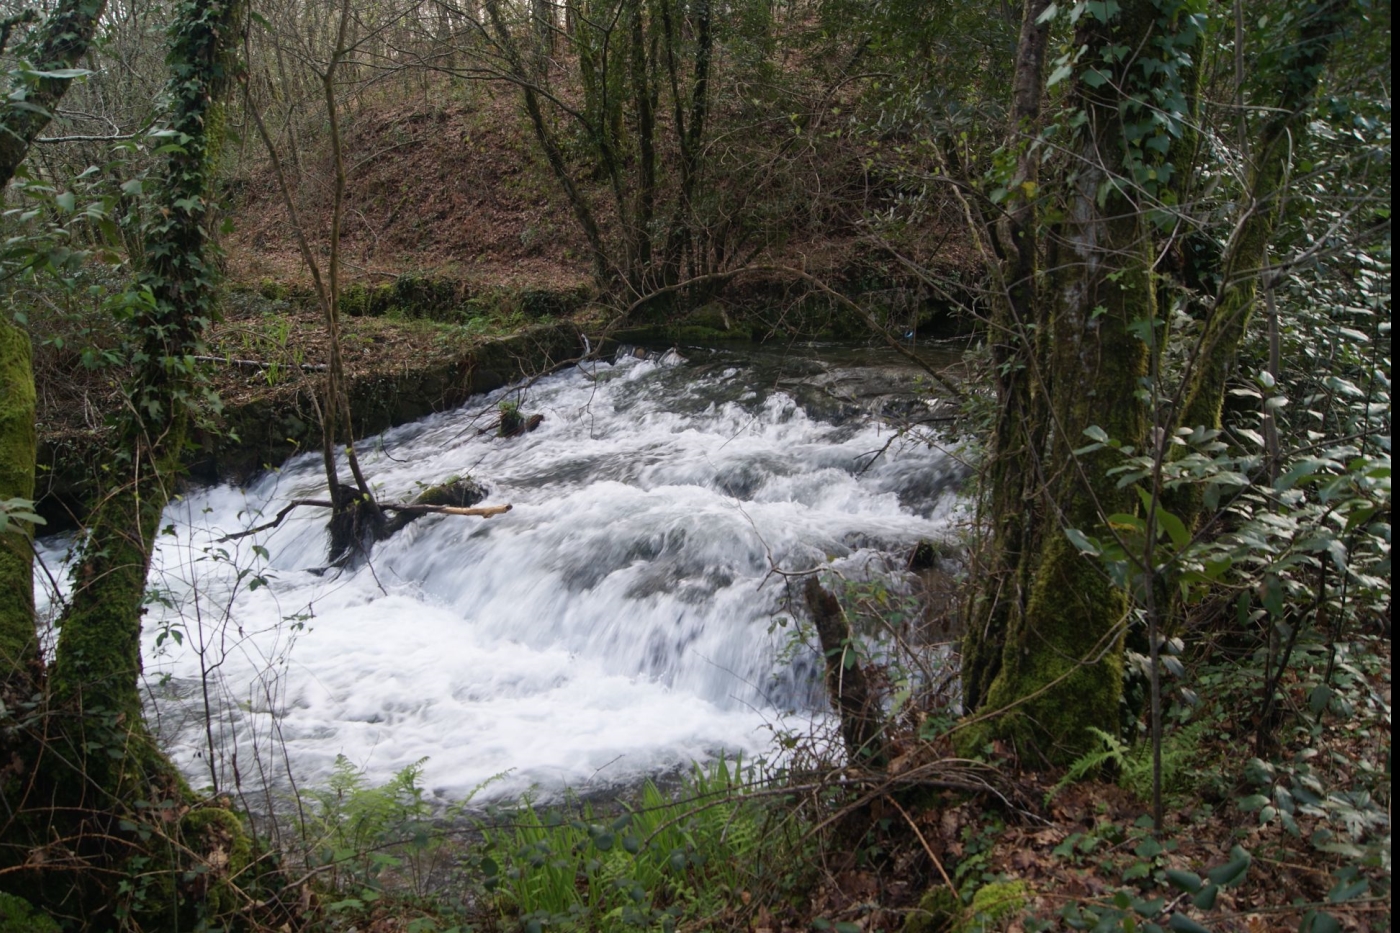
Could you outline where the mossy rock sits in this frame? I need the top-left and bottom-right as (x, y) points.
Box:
(383, 477), (489, 537)
(966, 880), (1030, 929)
(0, 892), (60, 933)
(415, 476), (488, 508)
(902, 886), (960, 933)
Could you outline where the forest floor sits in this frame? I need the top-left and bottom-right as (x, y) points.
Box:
(771, 628), (1393, 933)
(324, 619), (1389, 933)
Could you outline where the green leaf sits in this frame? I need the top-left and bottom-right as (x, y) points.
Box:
(1191, 884), (1218, 909)
(1308, 685), (1333, 716)
(1134, 838), (1164, 859)
(1047, 63), (1074, 87)
(1204, 846), (1250, 887)
(1082, 67), (1110, 89)
(1065, 527), (1102, 555)
(1301, 911), (1341, 933)
(1107, 513), (1147, 533)
(1168, 914), (1211, 933)
(26, 67), (93, 79)
(1164, 862), (1198, 896)
(55, 191), (75, 212)
(1327, 878), (1368, 903)
(1155, 507), (1189, 549)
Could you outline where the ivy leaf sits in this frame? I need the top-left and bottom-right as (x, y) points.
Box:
(1327, 878), (1368, 903)
(1081, 68), (1110, 89)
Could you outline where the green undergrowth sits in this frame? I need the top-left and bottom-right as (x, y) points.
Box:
(273, 754), (808, 933)
(481, 756), (799, 933)
(1023, 626), (1390, 933)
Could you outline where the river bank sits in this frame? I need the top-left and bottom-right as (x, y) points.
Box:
(33, 277), (971, 528)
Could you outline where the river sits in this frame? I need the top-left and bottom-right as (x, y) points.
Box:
(34, 341), (965, 804)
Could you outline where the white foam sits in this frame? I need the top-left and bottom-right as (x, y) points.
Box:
(36, 348), (959, 802)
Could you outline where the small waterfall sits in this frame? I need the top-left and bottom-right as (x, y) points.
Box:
(35, 345), (963, 801)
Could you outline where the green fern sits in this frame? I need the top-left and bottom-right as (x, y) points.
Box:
(1046, 728), (1130, 802)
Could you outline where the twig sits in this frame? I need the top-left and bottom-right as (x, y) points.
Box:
(885, 794), (956, 895)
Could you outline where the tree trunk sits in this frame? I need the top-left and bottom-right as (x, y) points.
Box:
(2, 0), (251, 919)
(0, 322), (39, 676)
(805, 578), (888, 768)
(961, 0), (1166, 764)
(960, 0), (1053, 715)
(0, 0), (108, 724)
(0, 0), (108, 183)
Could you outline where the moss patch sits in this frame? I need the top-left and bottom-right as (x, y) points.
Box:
(0, 892), (59, 933)
(902, 886), (960, 933)
(967, 880), (1029, 928)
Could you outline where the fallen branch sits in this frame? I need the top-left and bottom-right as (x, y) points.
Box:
(194, 354), (327, 372)
(219, 498), (511, 542)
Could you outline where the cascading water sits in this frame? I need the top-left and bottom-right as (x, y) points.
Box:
(35, 344), (964, 802)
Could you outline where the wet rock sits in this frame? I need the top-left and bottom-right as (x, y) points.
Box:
(382, 476), (489, 537)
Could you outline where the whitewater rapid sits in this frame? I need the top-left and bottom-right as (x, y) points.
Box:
(35, 345), (962, 802)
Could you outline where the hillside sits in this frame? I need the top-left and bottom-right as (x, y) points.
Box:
(218, 72), (974, 299)
(224, 83), (596, 290)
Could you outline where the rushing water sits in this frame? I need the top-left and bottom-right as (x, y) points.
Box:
(35, 343), (964, 802)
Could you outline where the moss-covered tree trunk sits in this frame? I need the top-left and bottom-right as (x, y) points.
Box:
(960, 0), (1168, 764)
(51, 0), (246, 781)
(0, 321), (39, 676)
(0, 0), (109, 693)
(0, 3), (252, 926)
(960, 0), (1053, 715)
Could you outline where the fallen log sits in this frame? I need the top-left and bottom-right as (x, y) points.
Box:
(219, 498), (510, 542)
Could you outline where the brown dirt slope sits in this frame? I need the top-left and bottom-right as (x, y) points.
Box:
(225, 82), (595, 289)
